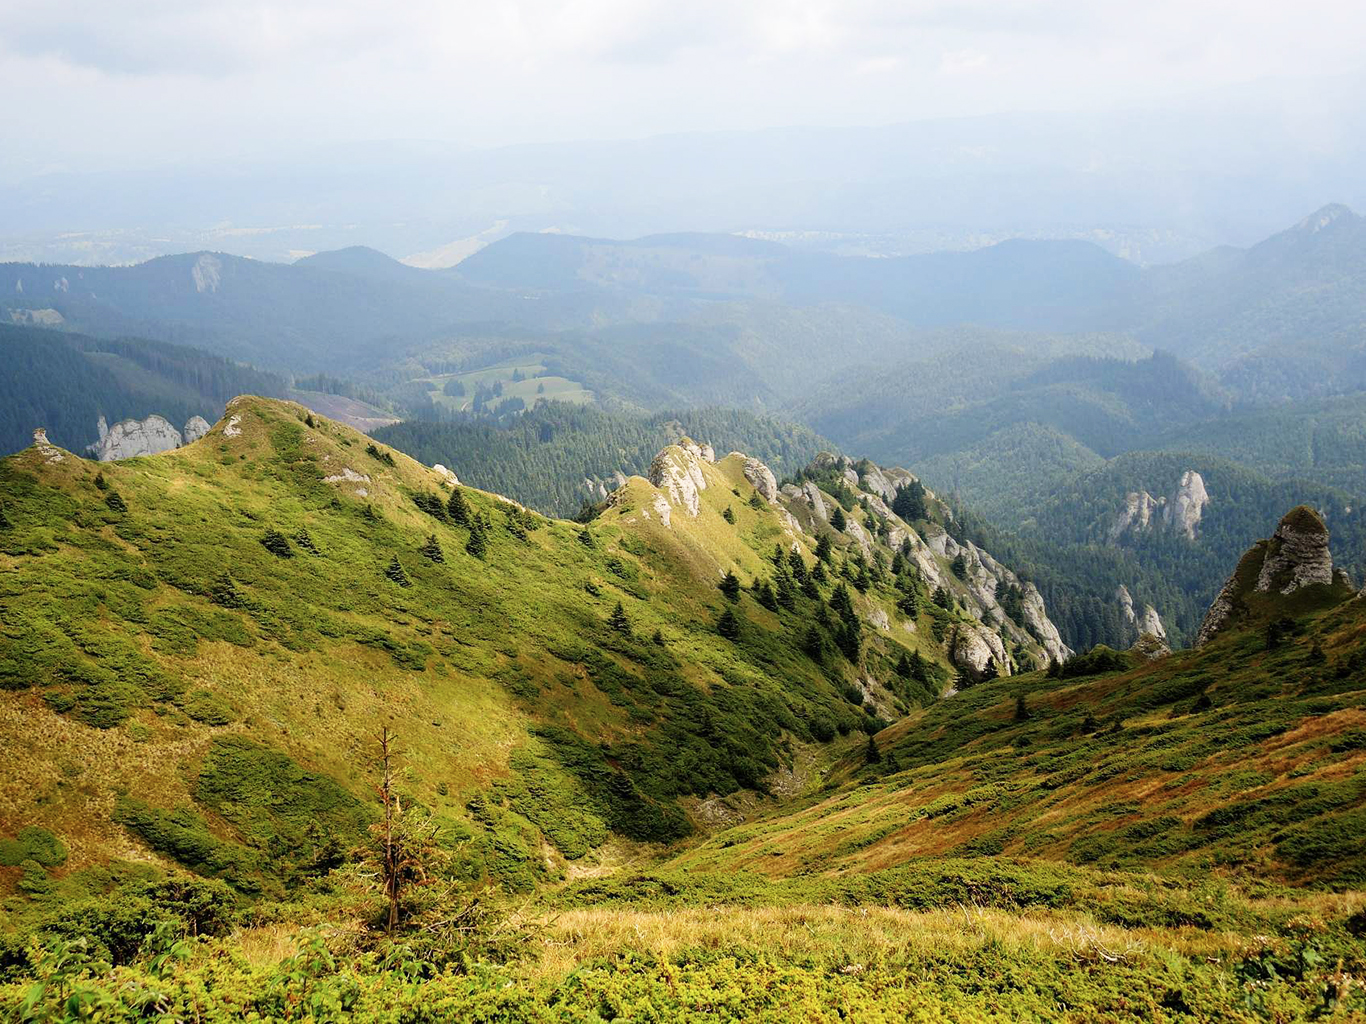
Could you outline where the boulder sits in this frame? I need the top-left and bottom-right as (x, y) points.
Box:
(742, 457), (779, 504)
(183, 416), (211, 444)
(950, 624), (1010, 682)
(87, 415), (184, 461)
(648, 444), (708, 517)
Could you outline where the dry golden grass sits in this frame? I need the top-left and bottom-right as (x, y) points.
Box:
(514, 902), (1254, 982)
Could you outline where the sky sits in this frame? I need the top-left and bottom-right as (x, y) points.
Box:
(4, 0), (1366, 175)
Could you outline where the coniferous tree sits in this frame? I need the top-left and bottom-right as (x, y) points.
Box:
(830, 506), (847, 532)
(748, 492), (765, 510)
(465, 524), (488, 560)
(719, 570), (741, 602)
(608, 602), (631, 636)
(909, 649), (928, 683)
(260, 529), (293, 558)
(93, 472), (107, 491)
(652, 628), (665, 647)
(933, 586), (951, 610)
(801, 574), (821, 600)
(865, 734), (882, 764)
(104, 491), (127, 513)
(814, 534), (833, 563)
(896, 652), (912, 679)
(1014, 695), (1031, 722)
(722, 506), (736, 524)
(446, 487), (471, 526)
(812, 560), (829, 584)
(755, 580), (779, 611)
(788, 550), (809, 583)
(386, 556), (412, 587)
(210, 572), (245, 608)
(802, 625), (826, 663)
(294, 529), (320, 555)
(951, 553), (968, 580)
(577, 528), (596, 549)
(717, 608), (741, 640)
(420, 534), (444, 562)
(504, 505), (527, 541)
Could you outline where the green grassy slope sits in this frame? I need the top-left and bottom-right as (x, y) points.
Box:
(0, 397), (962, 898)
(671, 572), (1366, 887)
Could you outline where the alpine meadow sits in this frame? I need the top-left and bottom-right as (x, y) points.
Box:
(4, 3), (1366, 1021)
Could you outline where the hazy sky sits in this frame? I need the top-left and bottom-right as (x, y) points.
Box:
(3, 0), (1365, 173)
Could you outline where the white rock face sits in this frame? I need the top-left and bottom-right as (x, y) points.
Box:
(1117, 584), (1167, 642)
(1164, 471), (1210, 540)
(801, 481), (827, 520)
(859, 466), (897, 501)
(743, 457), (779, 504)
(192, 254), (222, 293)
(1020, 583), (1071, 663)
(87, 415), (184, 461)
(223, 415), (242, 438)
(183, 416), (211, 444)
(651, 493), (672, 529)
(1198, 507), (1335, 646)
(844, 517), (874, 557)
(868, 607), (890, 631)
(950, 624), (1010, 682)
(648, 444), (708, 517)
(1111, 471), (1209, 542)
(31, 429), (65, 464)
(323, 467), (371, 485)
(1255, 508), (1334, 595)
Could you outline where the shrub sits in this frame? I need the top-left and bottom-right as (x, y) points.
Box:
(260, 529), (293, 557)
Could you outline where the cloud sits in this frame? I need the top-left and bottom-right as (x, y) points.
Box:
(1, 0), (1365, 167)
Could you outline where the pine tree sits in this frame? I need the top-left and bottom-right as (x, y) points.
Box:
(446, 487), (471, 526)
(951, 553), (968, 580)
(385, 556), (412, 587)
(814, 534), (832, 563)
(802, 625), (826, 663)
(756, 580), (779, 611)
(465, 524), (488, 560)
(831, 506), (847, 531)
(801, 574), (821, 600)
(504, 505), (527, 541)
(93, 472), (107, 491)
(748, 492), (765, 510)
(865, 734), (882, 764)
(722, 506), (736, 524)
(896, 652), (912, 678)
(294, 529), (320, 555)
(1014, 695), (1031, 722)
(652, 629), (666, 647)
(717, 608), (741, 640)
(607, 602), (631, 636)
(787, 550), (809, 583)
(577, 528), (596, 549)
(210, 573), (245, 608)
(260, 529), (293, 558)
(420, 534), (444, 562)
(104, 491), (127, 513)
(812, 560), (829, 584)
(909, 649), (928, 683)
(719, 570), (741, 602)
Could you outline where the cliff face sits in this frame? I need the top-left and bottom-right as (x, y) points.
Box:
(85, 414), (215, 462)
(1196, 505), (1351, 646)
(1110, 470), (1210, 542)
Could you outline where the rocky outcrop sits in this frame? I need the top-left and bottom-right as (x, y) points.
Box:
(1197, 506), (1340, 646)
(84, 413), (220, 462)
(88, 415), (183, 461)
(648, 443), (709, 518)
(432, 464), (460, 485)
(1131, 632), (1171, 660)
(742, 457), (779, 504)
(1111, 470), (1209, 542)
(1164, 471), (1210, 540)
(1255, 506), (1334, 594)
(950, 624), (1010, 682)
(183, 416), (211, 444)
(800, 481), (827, 520)
(1117, 585), (1167, 643)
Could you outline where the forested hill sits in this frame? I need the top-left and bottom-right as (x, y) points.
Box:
(0, 324), (288, 456)
(372, 403), (834, 518)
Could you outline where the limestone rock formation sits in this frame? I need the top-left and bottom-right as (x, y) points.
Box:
(183, 416), (211, 444)
(742, 457), (779, 504)
(88, 415), (184, 461)
(1117, 585), (1167, 642)
(950, 624), (1009, 682)
(1111, 470), (1209, 542)
(1255, 506), (1334, 594)
(1131, 632), (1172, 660)
(648, 443), (708, 518)
(1197, 506), (1342, 646)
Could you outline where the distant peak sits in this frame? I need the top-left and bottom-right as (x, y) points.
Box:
(1292, 203), (1357, 234)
